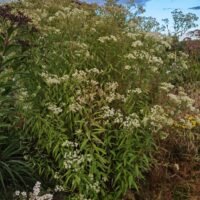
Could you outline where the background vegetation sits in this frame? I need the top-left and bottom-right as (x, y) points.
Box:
(0, 0), (199, 199)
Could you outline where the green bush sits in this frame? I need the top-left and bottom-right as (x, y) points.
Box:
(1, 1), (199, 199)
(14, 0), (191, 199)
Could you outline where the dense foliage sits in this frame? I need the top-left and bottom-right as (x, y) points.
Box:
(0, 0), (199, 199)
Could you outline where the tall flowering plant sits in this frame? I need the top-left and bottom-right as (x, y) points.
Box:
(11, 0), (200, 199)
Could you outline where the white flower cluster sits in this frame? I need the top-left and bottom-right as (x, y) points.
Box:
(124, 53), (136, 60)
(125, 50), (150, 61)
(123, 113), (140, 129)
(63, 150), (92, 171)
(101, 106), (115, 118)
(87, 181), (100, 193)
(54, 185), (64, 192)
(85, 68), (103, 74)
(101, 106), (141, 129)
(149, 56), (163, 65)
(98, 35), (117, 43)
(105, 82), (118, 91)
(104, 82), (125, 103)
(168, 53), (175, 60)
(47, 103), (63, 115)
(17, 88), (28, 101)
(54, 10), (66, 18)
(179, 119), (193, 129)
(16, 89), (33, 111)
(63, 7), (89, 18)
(68, 102), (83, 112)
(86, 174), (100, 193)
(167, 88), (196, 112)
(131, 40), (143, 47)
(124, 65), (132, 70)
(68, 69), (126, 113)
(72, 69), (87, 82)
(144, 32), (163, 41)
(62, 140), (79, 148)
(180, 60), (188, 69)
(128, 88), (142, 94)
(48, 7), (89, 21)
(15, 191), (27, 198)
(179, 115), (200, 129)
(122, 32), (174, 73)
(62, 139), (92, 171)
(41, 72), (69, 85)
(66, 41), (88, 49)
(126, 32), (138, 40)
(127, 20), (138, 28)
(14, 182), (53, 200)
(146, 105), (174, 131)
(53, 172), (60, 179)
(143, 85), (200, 131)
(179, 51), (189, 59)
(161, 40), (171, 49)
(160, 82), (174, 92)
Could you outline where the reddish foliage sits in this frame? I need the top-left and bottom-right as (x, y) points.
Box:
(0, 5), (31, 26)
(184, 40), (200, 59)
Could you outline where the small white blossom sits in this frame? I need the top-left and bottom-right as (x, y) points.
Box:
(47, 104), (63, 115)
(160, 82), (174, 92)
(131, 40), (143, 47)
(124, 65), (131, 70)
(15, 191), (20, 196)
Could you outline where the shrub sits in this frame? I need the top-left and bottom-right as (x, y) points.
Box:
(1, 0), (199, 199)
